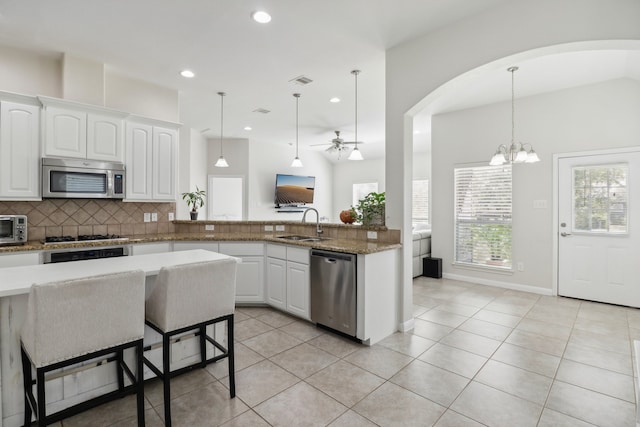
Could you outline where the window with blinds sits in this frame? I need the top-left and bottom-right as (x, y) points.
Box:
(454, 165), (512, 269)
(412, 179), (429, 224)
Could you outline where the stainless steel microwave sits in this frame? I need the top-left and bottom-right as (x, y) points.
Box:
(0, 214), (27, 245)
(42, 157), (125, 199)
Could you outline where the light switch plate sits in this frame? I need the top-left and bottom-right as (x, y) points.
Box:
(151, 213), (158, 222)
(205, 224), (214, 231)
(367, 231), (378, 240)
(168, 212), (175, 221)
(143, 213), (151, 223)
(264, 225), (273, 231)
(275, 225), (285, 231)
(533, 200), (548, 209)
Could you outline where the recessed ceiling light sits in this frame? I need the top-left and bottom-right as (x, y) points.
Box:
(414, 130), (421, 135)
(251, 11), (271, 23)
(180, 70), (195, 78)
(330, 97), (340, 103)
(244, 126), (252, 131)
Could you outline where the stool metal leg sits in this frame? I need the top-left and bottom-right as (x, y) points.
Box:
(21, 347), (33, 427)
(163, 333), (172, 427)
(136, 341), (145, 427)
(36, 368), (46, 425)
(228, 315), (235, 398)
(116, 348), (125, 391)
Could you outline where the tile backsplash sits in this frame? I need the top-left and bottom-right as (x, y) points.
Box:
(0, 200), (176, 242)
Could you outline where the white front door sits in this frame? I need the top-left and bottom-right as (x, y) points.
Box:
(558, 150), (640, 307)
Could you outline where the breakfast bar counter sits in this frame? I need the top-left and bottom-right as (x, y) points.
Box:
(0, 250), (238, 427)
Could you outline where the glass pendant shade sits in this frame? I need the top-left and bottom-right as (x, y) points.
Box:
(291, 156), (303, 168)
(215, 156), (229, 167)
(348, 147), (363, 161)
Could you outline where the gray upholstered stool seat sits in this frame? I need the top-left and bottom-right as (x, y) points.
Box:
(21, 270), (146, 426)
(143, 258), (237, 427)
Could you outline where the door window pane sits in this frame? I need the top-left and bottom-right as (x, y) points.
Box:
(572, 164), (628, 233)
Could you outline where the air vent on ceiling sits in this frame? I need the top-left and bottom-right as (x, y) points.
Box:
(253, 108), (271, 114)
(289, 75), (313, 85)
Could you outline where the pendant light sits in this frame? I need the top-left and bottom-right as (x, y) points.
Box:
(291, 93), (303, 168)
(348, 69), (364, 161)
(214, 91), (229, 168)
(489, 67), (540, 166)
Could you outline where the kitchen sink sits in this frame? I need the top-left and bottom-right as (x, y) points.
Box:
(275, 235), (331, 242)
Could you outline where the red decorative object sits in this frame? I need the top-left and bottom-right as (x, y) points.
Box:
(340, 210), (355, 224)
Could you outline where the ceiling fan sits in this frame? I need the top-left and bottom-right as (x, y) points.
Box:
(311, 131), (363, 159)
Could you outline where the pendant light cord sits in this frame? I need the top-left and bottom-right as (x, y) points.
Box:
(295, 93), (299, 157)
(218, 91), (225, 157)
(508, 67), (518, 145)
(352, 70), (360, 150)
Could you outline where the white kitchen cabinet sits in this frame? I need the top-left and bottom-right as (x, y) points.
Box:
(40, 98), (125, 162)
(0, 97), (41, 200)
(0, 252), (40, 268)
(125, 120), (177, 202)
(130, 242), (171, 255)
(218, 242), (264, 303)
(266, 244), (310, 319)
(266, 256), (286, 310)
(173, 242), (219, 252)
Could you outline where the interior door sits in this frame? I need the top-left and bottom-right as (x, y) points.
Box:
(558, 150), (640, 307)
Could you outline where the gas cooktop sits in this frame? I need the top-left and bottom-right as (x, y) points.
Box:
(43, 234), (129, 244)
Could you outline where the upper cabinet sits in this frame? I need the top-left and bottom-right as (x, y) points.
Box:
(125, 118), (178, 201)
(0, 95), (41, 200)
(39, 97), (127, 162)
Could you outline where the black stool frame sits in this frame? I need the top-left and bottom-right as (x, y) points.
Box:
(21, 339), (145, 427)
(143, 313), (235, 427)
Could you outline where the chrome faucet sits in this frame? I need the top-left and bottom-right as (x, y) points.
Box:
(302, 208), (323, 236)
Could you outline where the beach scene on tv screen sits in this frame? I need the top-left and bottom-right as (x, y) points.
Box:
(276, 175), (314, 205)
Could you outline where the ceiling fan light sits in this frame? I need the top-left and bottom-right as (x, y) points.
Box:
(215, 156), (229, 168)
(348, 147), (363, 161)
(291, 156), (303, 168)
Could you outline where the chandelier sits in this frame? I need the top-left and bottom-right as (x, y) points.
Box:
(489, 66), (540, 166)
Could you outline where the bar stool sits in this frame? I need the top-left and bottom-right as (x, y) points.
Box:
(143, 259), (237, 427)
(21, 270), (146, 427)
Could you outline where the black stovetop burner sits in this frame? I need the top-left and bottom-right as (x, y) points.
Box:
(44, 234), (125, 244)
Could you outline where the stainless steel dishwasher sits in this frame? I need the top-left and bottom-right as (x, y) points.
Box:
(310, 249), (357, 337)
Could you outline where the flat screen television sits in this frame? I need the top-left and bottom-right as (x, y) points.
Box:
(275, 174), (315, 207)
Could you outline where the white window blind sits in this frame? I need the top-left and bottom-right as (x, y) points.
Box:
(412, 179), (429, 224)
(454, 165), (512, 269)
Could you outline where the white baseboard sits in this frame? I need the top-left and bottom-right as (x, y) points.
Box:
(398, 318), (415, 332)
(443, 273), (553, 296)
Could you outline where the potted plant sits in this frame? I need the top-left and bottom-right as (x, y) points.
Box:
(181, 186), (206, 220)
(352, 192), (386, 226)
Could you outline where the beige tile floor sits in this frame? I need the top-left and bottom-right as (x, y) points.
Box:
(58, 277), (639, 426)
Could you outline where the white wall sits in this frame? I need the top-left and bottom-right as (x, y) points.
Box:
(105, 72), (179, 123)
(62, 54), (105, 106)
(177, 129), (209, 220)
(332, 158), (385, 213)
(432, 78), (640, 291)
(0, 44), (61, 97)
(248, 143), (333, 221)
(332, 152), (430, 218)
(386, 0), (640, 328)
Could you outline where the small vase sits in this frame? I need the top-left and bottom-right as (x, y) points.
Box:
(190, 211), (199, 220)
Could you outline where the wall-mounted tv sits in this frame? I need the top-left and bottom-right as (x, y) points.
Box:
(275, 174), (315, 207)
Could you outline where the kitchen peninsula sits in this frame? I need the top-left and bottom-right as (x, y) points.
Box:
(0, 222), (401, 427)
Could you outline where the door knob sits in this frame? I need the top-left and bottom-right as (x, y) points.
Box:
(560, 232), (572, 237)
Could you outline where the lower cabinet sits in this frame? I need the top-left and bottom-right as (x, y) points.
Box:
(218, 242), (265, 303)
(266, 244), (310, 319)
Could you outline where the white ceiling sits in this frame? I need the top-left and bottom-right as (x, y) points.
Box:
(0, 1), (637, 162)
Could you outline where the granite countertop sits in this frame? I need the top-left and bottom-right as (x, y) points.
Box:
(0, 232), (401, 255)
